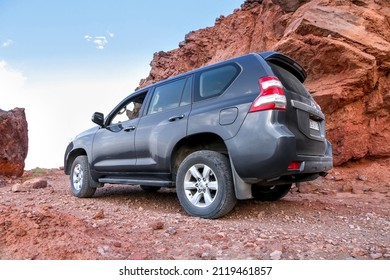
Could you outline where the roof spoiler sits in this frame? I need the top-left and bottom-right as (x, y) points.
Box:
(259, 51), (307, 83)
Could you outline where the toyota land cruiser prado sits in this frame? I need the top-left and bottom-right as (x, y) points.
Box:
(64, 52), (333, 219)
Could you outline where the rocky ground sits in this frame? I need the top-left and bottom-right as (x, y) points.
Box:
(0, 159), (389, 260)
(1, 0), (389, 262)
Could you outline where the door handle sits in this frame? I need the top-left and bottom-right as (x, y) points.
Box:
(123, 126), (136, 132)
(168, 114), (185, 122)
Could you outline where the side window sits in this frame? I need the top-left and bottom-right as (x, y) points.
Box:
(110, 92), (146, 125)
(148, 78), (187, 115)
(195, 64), (239, 102)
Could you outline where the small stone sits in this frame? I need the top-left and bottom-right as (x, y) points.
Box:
(357, 174), (368, 181)
(201, 252), (210, 259)
(298, 182), (318, 193)
(244, 242), (256, 248)
(97, 247), (106, 255)
(351, 247), (365, 257)
(370, 253), (383, 259)
(25, 178), (48, 189)
(332, 175), (344, 181)
(150, 221), (164, 230)
(270, 250), (282, 260)
(41, 203), (53, 211)
(15, 228), (27, 237)
(342, 185), (353, 192)
(201, 243), (213, 250)
(215, 232), (226, 239)
(11, 183), (27, 192)
(93, 209), (105, 220)
(362, 185), (372, 192)
(113, 241), (122, 248)
(165, 226), (177, 235)
(257, 211), (265, 219)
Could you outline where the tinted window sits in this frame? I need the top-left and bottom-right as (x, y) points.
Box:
(195, 64), (239, 101)
(148, 78), (187, 114)
(269, 63), (310, 97)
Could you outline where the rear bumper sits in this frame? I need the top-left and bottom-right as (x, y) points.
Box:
(226, 111), (333, 184)
(297, 149), (333, 174)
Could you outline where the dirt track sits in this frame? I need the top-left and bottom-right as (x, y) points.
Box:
(0, 159), (389, 260)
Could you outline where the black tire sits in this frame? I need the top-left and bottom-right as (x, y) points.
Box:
(176, 150), (237, 219)
(251, 184), (292, 201)
(70, 155), (100, 198)
(140, 185), (161, 192)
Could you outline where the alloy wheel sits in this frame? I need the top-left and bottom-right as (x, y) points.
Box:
(183, 163), (218, 208)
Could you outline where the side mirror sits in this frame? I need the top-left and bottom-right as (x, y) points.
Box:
(91, 112), (105, 127)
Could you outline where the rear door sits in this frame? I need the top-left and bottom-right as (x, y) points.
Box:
(264, 54), (326, 156)
(134, 76), (192, 173)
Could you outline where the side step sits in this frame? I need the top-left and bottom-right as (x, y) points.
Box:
(98, 177), (174, 187)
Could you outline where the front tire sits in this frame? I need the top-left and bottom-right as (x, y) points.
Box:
(70, 155), (100, 198)
(251, 184), (292, 201)
(176, 150), (237, 219)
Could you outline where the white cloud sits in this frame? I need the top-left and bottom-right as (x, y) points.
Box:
(1, 39), (14, 48)
(84, 32), (113, 50)
(93, 36), (108, 49)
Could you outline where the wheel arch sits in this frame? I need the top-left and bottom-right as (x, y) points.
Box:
(64, 148), (87, 175)
(171, 133), (228, 179)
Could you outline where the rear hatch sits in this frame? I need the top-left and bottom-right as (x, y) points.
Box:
(260, 52), (326, 156)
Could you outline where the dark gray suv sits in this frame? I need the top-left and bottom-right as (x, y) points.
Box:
(64, 51), (333, 218)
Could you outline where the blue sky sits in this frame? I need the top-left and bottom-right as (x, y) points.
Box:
(0, 0), (243, 169)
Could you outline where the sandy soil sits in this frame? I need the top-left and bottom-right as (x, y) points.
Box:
(0, 159), (389, 260)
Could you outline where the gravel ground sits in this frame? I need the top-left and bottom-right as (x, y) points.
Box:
(0, 159), (389, 260)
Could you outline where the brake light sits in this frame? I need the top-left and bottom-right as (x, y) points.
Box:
(288, 161), (302, 170)
(250, 76), (286, 112)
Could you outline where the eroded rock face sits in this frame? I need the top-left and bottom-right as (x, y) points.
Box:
(0, 108), (28, 177)
(139, 0), (390, 166)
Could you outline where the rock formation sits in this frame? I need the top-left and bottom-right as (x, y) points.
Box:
(0, 108), (28, 177)
(139, 0), (390, 166)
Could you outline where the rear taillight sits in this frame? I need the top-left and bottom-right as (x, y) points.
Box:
(249, 76), (286, 112)
(287, 161), (302, 170)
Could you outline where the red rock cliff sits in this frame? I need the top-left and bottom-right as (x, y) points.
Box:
(0, 108), (28, 177)
(139, 0), (390, 166)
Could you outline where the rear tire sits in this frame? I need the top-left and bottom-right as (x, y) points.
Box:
(176, 150), (237, 219)
(251, 184), (292, 201)
(70, 155), (100, 198)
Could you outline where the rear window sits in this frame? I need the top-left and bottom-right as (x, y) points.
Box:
(269, 63), (310, 97)
(195, 64), (239, 101)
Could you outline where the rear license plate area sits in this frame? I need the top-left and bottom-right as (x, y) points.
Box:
(309, 119), (320, 131)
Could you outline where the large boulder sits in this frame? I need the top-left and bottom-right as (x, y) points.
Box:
(139, 0), (390, 166)
(0, 108), (28, 177)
